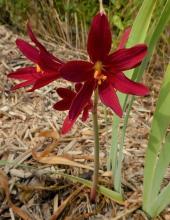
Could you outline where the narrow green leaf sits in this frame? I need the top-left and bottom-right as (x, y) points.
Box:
(120, 0), (157, 103)
(150, 134), (170, 210)
(150, 181), (170, 217)
(109, 116), (120, 172)
(110, 0), (157, 193)
(60, 173), (124, 204)
(114, 97), (133, 192)
(126, 0), (157, 46)
(143, 63), (170, 213)
(133, 0), (170, 83)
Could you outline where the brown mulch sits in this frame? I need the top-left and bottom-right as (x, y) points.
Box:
(0, 24), (170, 220)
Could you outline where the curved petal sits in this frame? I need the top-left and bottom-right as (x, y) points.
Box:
(61, 115), (77, 134)
(99, 81), (123, 117)
(53, 99), (72, 111)
(8, 67), (37, 80)
(27, 22), (45, 50)
(87, 12), (112, 62)
(118, 27), (131, 49)
(56, 88), (75, 99)
(28, 72), (60, 92)
(110, 72), (149, 96)
(16, 39), (39, 63)
(60, 61), (93, 82)
(11, 80), (35, 91)
(27, 23), (63, 64)
(107, 44), (147, 71)
(82, 104), (91, 122)
(69, 80), (95, 120)
(38, 50), (63, 73)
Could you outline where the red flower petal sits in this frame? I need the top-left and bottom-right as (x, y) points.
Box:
(99, 81), (123, 117)
(107, 44), (147, 71)
(69, 80), (95, 120)
(38, 51), (62, 73)
(75, 83), (82, 92)
(82, 104), (91, 122)
(53, 99), (72, 111)
(110, 72), (149, 96)
(27, 23), (63, 64)
(60, 61), (93, 82)
(16, 39), (39, 63)
(87, 13), (112, 62)
(11, 80), (35, 91)
(8, 67), (37, 80)
(56, 88), (75, 99)
(28, 72), (60, 92)
(118, 27), (131, 49)
(27, 22), (45, 51)
(61, 115), (76, 134)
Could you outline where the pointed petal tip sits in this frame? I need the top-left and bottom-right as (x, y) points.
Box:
(143, 86), (150, 96)
(118, 111), (123, 118)
(61, 116), (75, 134)
(118, 27), (131, 49)
(87, 12), (112, 62)
(10, 86), (16, 91)
(7, 73), (13, 78)
(111, 72), (149, 97)
(26, 88), (34, 92)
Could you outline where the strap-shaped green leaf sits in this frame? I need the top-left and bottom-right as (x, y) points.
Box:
(118, 0), (157, 106)
(148, 134), (170, 217)
(59, 173), (124, 204)
(143, 64), (170, 214)
(151, 133), (170, 201)
(110, 0), (157, 193)
(152, 183), (170, 216)
(111, 0), (170, 197)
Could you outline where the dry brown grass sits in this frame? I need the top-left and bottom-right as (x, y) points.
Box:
(0, 23), (170, 220)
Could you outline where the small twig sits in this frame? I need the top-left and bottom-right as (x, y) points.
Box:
(112, 205), (141, 220)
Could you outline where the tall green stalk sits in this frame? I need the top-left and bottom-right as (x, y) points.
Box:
(90, 89), (100, 202)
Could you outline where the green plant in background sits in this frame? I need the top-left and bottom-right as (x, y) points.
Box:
(0, 0), (29, 26)
(143, 63), (170, 217)
(107, 0), (170, 217)
(0, 0), (143, 48)
(109, 0), (158, 193)
(108, 0), (170, 196)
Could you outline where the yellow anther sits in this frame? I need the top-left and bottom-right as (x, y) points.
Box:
(98, 80), (102, 85)
(93, 61), (107, 85)
(94, 70), (100, 79)
(36, 65), (42, 73)
(102, 75), (107, 80)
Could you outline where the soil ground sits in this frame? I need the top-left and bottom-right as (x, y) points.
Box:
(0, 24), (170, 220)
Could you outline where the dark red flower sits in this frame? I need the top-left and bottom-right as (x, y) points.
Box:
(53, 84), (92, 134)
(8, 23), (63, 91)
(60, 13), (149, 120)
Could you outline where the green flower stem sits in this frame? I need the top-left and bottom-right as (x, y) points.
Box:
(90, 89), (100, 202)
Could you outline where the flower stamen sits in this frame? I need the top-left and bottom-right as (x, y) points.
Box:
(36, 65), (42, 73)
(94, 61), (107, 85)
